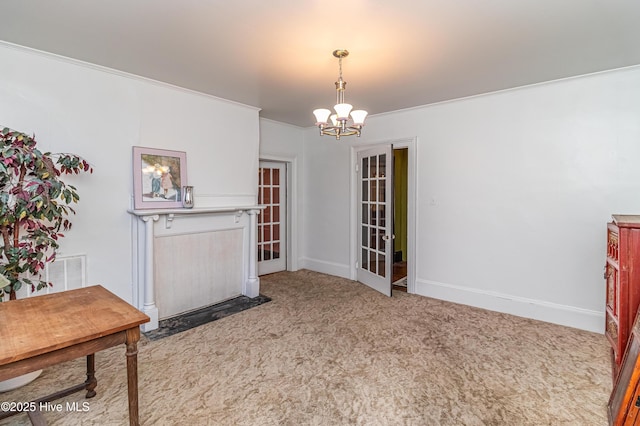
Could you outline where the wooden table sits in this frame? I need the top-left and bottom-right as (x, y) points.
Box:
(0, 285), (150, 425)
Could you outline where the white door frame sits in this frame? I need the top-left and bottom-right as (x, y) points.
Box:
(350, 137), (417, 294)
(259, 155), (298, 272)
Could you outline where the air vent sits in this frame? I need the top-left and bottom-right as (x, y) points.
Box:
(23, 254), (87, 297)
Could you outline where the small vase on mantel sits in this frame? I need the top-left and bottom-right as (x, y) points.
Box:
(182, 186), (194, 209)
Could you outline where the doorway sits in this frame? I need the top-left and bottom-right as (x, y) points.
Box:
(351, 138), (416, 296)
(392, 147), (409, 292)
(257, 161), (287, 275)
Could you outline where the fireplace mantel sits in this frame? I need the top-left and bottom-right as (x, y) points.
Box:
(128, 206), (264, 331)
(129, 206), (260, 229)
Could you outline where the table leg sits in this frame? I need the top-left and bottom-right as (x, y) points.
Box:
(125, 328), (141, 426)
(85, 354), (97, 398)
(27, 409), (47, 426)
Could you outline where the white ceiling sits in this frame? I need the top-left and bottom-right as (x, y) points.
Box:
(1, 1), (639, 127)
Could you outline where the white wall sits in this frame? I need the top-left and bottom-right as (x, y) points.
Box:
(302, 66), (640, 332)
(0, 42), (260, 303)
(301, 135), (354, 277)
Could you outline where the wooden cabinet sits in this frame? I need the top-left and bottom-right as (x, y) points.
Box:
(606, 215), (640, 379)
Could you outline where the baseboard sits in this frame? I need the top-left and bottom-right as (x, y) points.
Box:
(300, 257), (351, 279)
(416, 278), (605, 334)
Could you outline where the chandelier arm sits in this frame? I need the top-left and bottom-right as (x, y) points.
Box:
(319, 125), (361, 139)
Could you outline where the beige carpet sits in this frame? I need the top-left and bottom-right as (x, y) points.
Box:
(0, 270), (611, 425)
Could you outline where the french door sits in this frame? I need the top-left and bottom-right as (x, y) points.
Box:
(257, 161), (286, 275)
(357, 145), (393, 296)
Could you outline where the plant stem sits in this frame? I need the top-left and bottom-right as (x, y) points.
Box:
(12, 164), (26, 249)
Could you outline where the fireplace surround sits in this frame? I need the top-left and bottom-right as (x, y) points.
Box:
(128, 206), (263, 331)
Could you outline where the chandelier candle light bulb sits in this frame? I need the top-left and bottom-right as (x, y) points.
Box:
(313, 49), (368, 139)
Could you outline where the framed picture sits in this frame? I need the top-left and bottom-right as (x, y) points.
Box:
(132, 146), (187, 209)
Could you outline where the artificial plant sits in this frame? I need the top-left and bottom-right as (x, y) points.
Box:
(0, 127), (92, 301)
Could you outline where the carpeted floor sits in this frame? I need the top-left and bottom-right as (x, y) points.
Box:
(0, 270), (611, 425)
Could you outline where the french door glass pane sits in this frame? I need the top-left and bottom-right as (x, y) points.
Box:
(379, 154), (386, 177)
(378, 253), (386, 277)
(371, 228), (377, 250)
(362, 226), (368, 247)
(369, 250), (376, 274)
(371, 180), (377, 202)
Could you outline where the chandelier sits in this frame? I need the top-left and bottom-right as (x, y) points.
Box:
(313, 50), (368, 139)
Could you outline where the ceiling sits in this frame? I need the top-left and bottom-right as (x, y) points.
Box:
(1, 1), (639, 127)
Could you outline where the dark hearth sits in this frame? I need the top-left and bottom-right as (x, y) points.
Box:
(143, 295), (271, 341)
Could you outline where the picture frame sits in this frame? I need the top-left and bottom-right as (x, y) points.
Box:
(132, 146), (187, 210)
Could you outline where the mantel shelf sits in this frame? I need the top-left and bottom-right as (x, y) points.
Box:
(127, 205), (265, 217)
